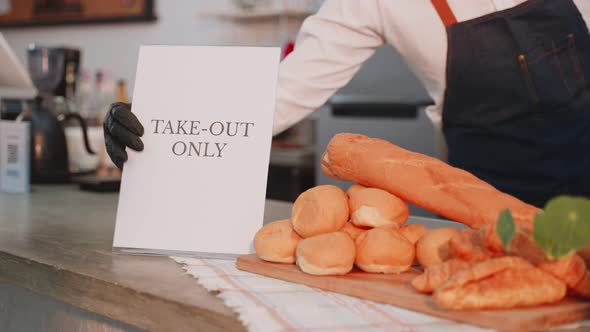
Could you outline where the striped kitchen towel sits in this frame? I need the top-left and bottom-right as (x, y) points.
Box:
(172, 257), (494, 332)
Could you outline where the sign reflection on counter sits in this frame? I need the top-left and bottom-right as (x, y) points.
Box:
(113, 45), (280, 258)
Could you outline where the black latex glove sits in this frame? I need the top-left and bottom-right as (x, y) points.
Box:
(103, 102), (144, 169)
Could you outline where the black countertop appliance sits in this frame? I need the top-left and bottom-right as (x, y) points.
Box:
(24, 44), (94, 183)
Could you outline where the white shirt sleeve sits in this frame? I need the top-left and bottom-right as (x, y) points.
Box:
(574, 0), (590, 31)
(272, 0), (386, 135)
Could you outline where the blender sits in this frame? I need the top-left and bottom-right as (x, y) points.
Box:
(23, 44), (95, 183)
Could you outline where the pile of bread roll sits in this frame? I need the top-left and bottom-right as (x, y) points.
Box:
(252, 133), (590, 312)
(254, 184), (460, 276)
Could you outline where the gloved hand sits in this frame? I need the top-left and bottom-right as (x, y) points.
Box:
(103, 102), (144, 169)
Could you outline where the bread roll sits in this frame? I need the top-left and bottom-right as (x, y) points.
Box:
(296, 232), (355, 275)
(340, 222), (366, 241)
(400, 224), (428, 244)
(254, 219), (301, 263)
(346, 184), (366, 197)
(355, 226), (415, 274)
(321, 133), (540, 229)
(349, 187), (409, 228)
(291, 185), (349, 238)
(416, 228), (461, 268)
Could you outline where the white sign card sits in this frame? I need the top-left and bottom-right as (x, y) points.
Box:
(113, 46), (280, 257)
(0, 120), (30, 193)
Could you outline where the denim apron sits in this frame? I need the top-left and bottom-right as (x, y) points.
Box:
(433, 0), (590, 207)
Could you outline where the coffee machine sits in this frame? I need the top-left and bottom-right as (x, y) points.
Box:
(24, 44), (95, 183)
(53, 47), (81, 100)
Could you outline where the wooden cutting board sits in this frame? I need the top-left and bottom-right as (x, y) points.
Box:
(237, 254), (590, 332)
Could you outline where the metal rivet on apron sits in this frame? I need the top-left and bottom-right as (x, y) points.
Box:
(568, 33), (575, 46)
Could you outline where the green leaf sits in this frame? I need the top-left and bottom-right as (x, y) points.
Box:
(533, 196), (590, 260)
(497, 209), (516, 253)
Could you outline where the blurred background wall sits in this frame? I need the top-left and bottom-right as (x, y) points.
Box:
(2, 1), (308, 95)
(1, 0), (436, 216)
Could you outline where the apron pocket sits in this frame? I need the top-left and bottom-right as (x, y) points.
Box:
(518, 34), (588, 112)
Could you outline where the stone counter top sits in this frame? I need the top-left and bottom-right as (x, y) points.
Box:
(0, 185), (292, 331)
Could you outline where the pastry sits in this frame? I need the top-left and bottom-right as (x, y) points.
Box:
(296, 232), (356, 275)
(416, 228), (460, 268)
(355, 226), (415, 274)
(346, 184), (366, 197)
(254, 219), (301, 263)
(434, 257), (566, 310)
(349, 187), (409, 228)
(400, 224), (428, 244)
(340, 222), (366, 241)
(412, 258), (473, 293)
(291, 185), (349, 238)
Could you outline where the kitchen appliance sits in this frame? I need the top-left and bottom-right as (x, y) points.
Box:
(24, 44), (94, 183)
(53, 47), (81, 100)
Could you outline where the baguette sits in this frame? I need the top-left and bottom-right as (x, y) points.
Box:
(322, 133), (540, 228)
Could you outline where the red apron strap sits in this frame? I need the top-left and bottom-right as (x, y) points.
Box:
(432, 0), (458, 27)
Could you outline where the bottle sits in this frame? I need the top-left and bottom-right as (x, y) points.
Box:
(90, 70), (115, 126)
(116, 79), (130, 104)
(75, 69), (92, 118)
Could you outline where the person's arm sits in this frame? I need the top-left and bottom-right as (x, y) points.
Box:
(273, 0), (385, 135)
(574, 0), (590, 31)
